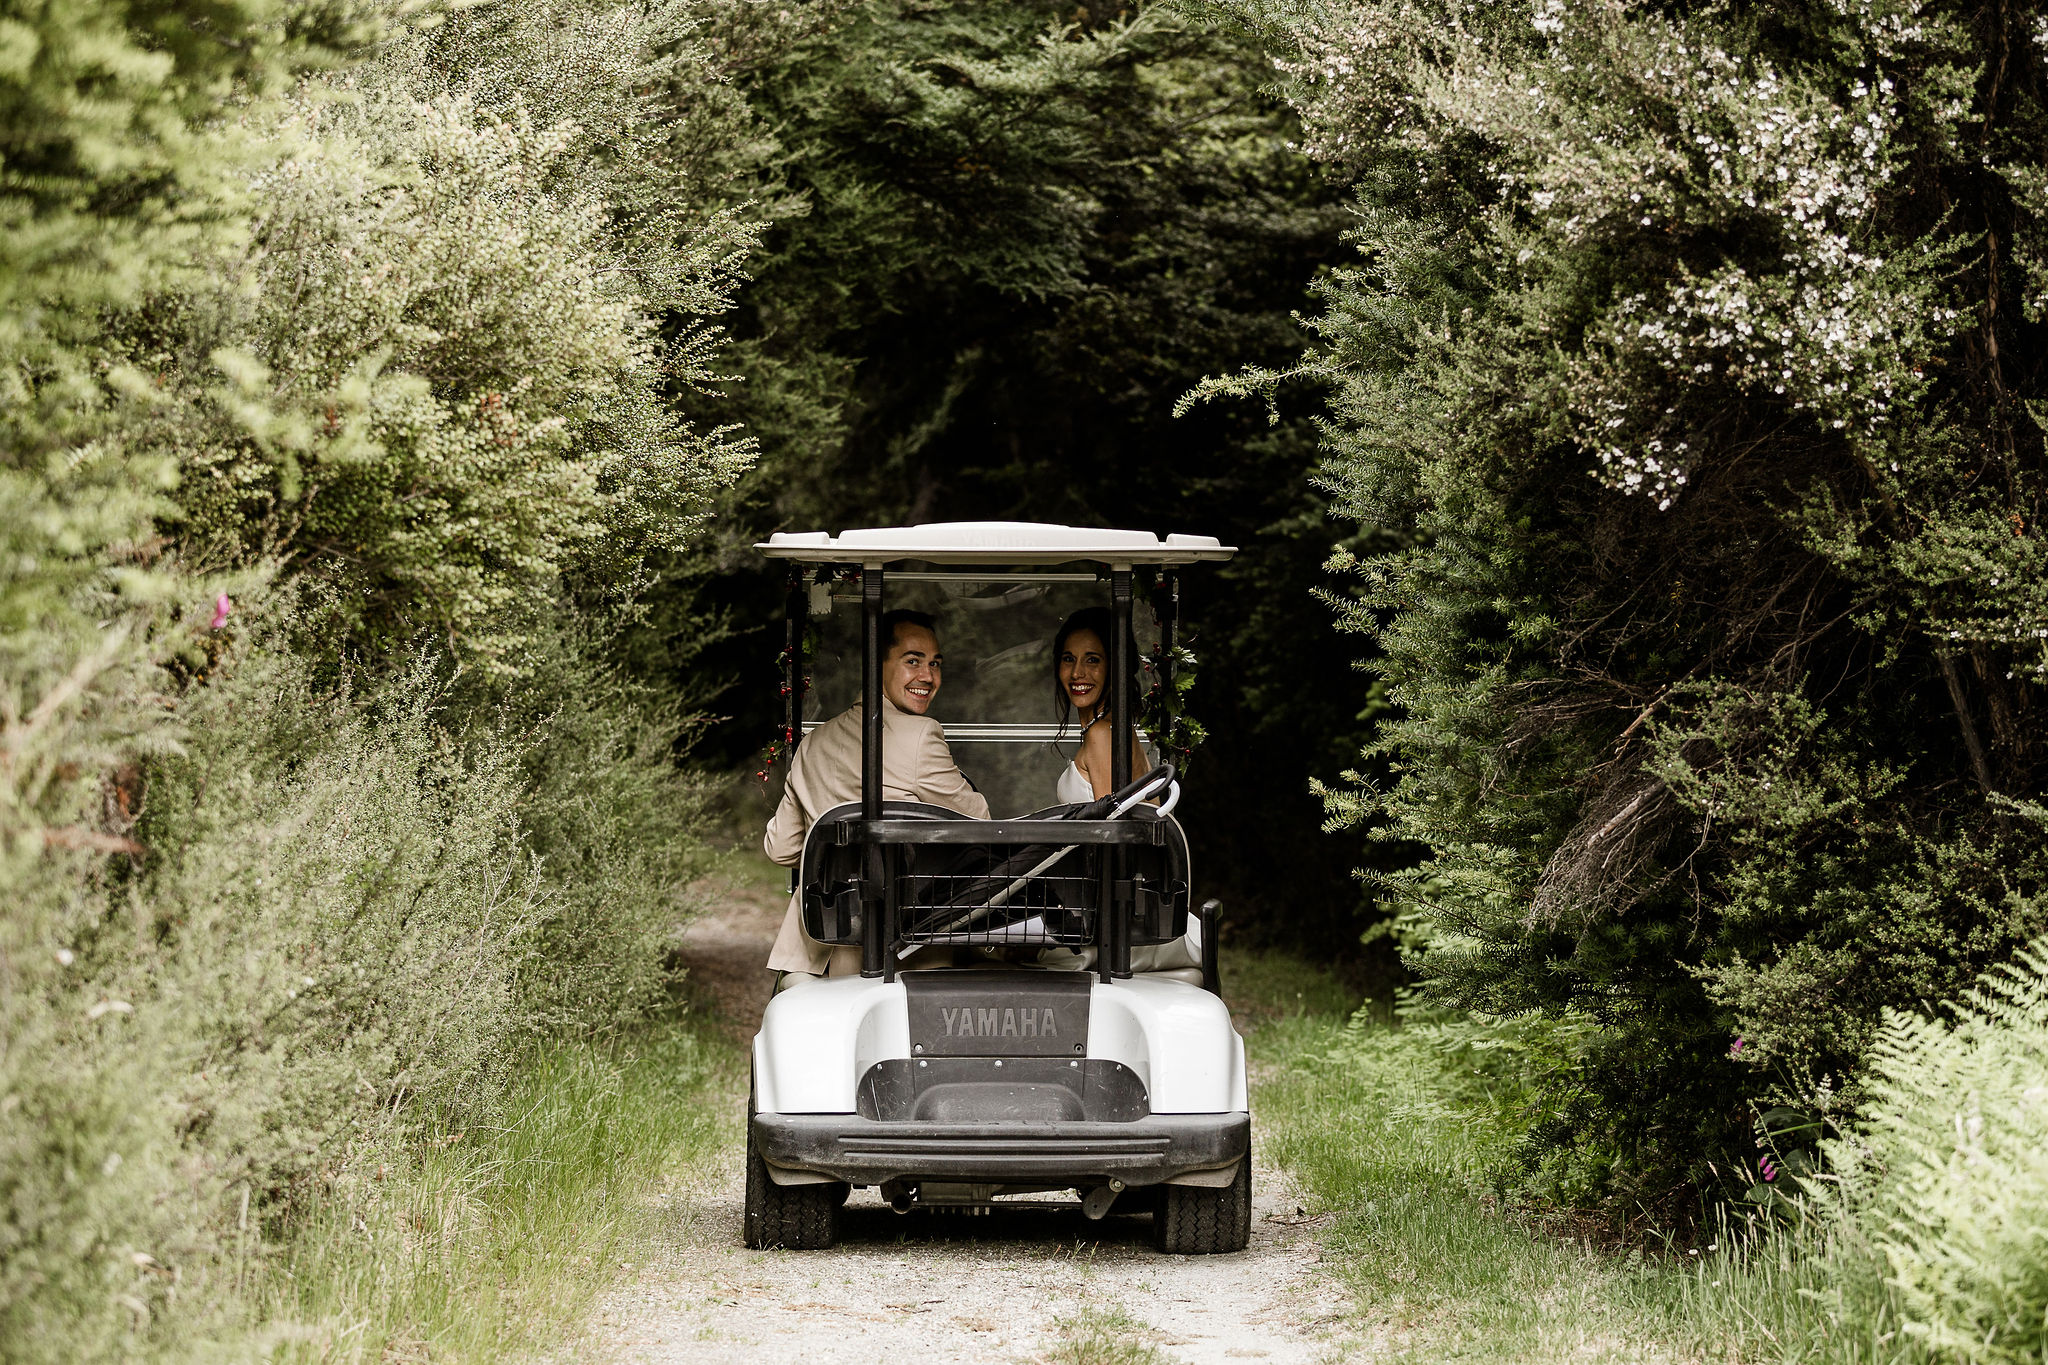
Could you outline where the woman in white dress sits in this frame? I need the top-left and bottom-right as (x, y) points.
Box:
(1050, 608), (1150, 804)
(1041, 611), (1202, 976)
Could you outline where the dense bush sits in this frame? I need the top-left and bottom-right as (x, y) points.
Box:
(496, 618), (720, 1036)
(1202, 0), (2048, 1193)
(1, 1), (353, 1349)
(132, 0), (758, 667)
(1, 624), (715, 1361)
(2, 0), (756, 1356)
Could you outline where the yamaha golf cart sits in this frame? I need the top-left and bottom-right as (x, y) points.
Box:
(745, 522), (1250, 1254)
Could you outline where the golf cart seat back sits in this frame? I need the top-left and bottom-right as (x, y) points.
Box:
(799, 801), (1190, 951)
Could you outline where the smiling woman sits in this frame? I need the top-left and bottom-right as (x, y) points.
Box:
(1053, 608), (1149, 803)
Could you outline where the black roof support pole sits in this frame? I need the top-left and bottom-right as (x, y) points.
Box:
(1110, 568), (1134, 979)
(784, 564), (807, 757)
(1158, 569), (1178, 762)
(1111, 570), (1133, 791)
(783, 565), (808, 896)
(861, 565), (885, 978)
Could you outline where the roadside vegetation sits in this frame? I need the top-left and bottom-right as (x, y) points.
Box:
(1193, 0), (2047, 1207)
(3, 0), (762, 1357)
(1245, 945), (2048, 1364)
(6, 0), (2046, 1361)
(254, 1023), (732, 1364)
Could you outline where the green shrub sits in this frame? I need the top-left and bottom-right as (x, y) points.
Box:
(135, 649), (539, 1191)
(145, 0), (759, 669)
(4, 643), (519, 1359)
(480, 617), (719, 1038)
(1200, 0), (2048, 1195)
(0, 614), (713, 1361)
(1819, 933), (2048, 1365)
(1, 10), (368, 1348)
(4, 3), (764, 1354)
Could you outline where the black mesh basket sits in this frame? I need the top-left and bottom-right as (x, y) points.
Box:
(799, 801), (1190, 950)
(898, 870), (1098, 947)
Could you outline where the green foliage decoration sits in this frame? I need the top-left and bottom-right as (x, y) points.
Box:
(1143, 641), (1208, 771)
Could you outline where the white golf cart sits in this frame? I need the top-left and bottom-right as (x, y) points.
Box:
(745, 523), (1250, 1254)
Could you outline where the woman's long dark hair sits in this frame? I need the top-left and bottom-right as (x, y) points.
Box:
(1050, 607), (1140, 753)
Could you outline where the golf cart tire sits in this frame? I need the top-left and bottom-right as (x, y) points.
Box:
(1153, 1160), (1250, 1254)
(743, 1127), (844, 1250)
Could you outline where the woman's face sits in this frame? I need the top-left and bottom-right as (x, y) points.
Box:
(1058, 629), (1108, 715)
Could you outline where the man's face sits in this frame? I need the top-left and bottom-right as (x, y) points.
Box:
(883, 625), (942, 715)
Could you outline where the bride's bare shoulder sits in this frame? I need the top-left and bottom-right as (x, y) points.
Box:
(1074, 717), (1111, 771)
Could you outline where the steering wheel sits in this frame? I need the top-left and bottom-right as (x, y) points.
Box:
(1082, 763), (1177, 819)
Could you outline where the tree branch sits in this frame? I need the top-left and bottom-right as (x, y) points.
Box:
(1936, 651), (1997, 796)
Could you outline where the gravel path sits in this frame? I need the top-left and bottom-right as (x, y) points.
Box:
(586, 865), (1367, 1365)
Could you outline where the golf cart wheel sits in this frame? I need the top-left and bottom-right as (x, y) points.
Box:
(1153, 1161), (1251, 1255)
(742, 1126), (844, 1250)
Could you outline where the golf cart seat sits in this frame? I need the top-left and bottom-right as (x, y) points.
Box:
(798, 799), (1191, 952)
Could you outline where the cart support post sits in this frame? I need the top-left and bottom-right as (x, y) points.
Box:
(783, 567), (808, 896)
(1109, 568), (1134, 979)
(1112, 570), (1133, 792)
(861, 566), (885, 978)
(784, 565), (807, 756)
(1159, 569), (1178, 759)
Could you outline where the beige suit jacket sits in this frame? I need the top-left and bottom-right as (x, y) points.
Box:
(763, 700), (991, 974)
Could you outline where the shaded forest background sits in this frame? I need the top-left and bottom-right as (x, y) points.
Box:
(3, 0), (2045, 1359)
(661, 3), (1387, 965)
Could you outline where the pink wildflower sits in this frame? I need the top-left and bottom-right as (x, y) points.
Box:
(1760, 1157), (1778, 1182)
(209, 593), (233, 631)
(1729, 1037), (1745, 1056)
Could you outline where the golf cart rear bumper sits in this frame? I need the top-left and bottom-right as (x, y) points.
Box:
(750, 1111), (1249, 1187)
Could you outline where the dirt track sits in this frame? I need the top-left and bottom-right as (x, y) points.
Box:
(585, 863), (1364, 1364)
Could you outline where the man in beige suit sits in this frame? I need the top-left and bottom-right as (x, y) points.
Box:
(764, 610), (990, 979)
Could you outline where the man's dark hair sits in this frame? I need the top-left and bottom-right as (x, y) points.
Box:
(880, 609), (938, 654)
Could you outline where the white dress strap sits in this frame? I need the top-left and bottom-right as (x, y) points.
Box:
(1055, 711), (1106, 804)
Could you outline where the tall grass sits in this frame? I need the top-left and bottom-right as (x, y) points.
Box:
(1242, 940), (2048, 1364)
(252, 1022), (732, 1364)
(1244, 960), (1682, 1363)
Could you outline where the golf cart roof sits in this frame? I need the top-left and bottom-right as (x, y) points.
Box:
(756, 521), (1235, 567)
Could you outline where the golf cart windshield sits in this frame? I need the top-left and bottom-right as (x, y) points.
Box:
(801, 574), (1160, 816)
(758, 522), (1234, 982)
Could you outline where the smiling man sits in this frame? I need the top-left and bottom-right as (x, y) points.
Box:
(763, 610), (990, 980)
